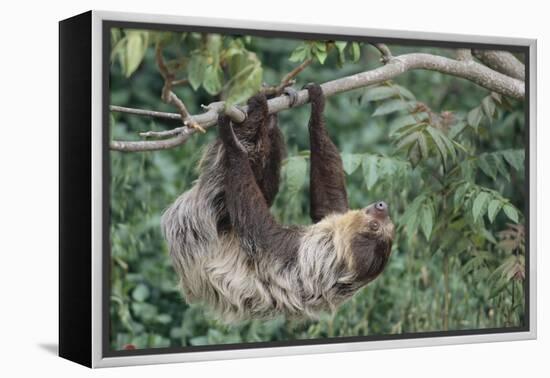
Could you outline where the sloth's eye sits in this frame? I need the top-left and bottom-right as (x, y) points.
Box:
(369, 221), (380, 231)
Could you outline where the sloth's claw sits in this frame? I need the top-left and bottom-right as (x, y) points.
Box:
(303, 82), (324, 96)
(218, 115), (247, 154)
(283, 87), (299, 108)
(303, 82), (325, 108)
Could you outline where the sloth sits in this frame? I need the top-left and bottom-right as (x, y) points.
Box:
(162, 83), (395, 322)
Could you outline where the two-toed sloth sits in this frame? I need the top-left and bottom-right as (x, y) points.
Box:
(162, 83), (395, 322)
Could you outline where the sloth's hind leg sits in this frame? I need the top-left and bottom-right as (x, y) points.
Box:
(236, 93), (285, 207)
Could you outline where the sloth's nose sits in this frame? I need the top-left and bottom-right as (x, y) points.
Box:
(367, 201), (389, 219)
(375, 201), (388, 213)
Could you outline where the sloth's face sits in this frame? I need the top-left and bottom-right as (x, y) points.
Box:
(362, 201), (395, 241)
(346, 201), (395, 283)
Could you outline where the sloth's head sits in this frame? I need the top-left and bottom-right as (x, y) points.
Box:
(335, 201), (395, 284)
(362, 201), (394, 240)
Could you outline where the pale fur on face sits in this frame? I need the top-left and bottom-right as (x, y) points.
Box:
(162, 142), (393, 322)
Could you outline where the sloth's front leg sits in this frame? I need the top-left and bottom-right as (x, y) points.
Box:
(305, 83), (349, 223)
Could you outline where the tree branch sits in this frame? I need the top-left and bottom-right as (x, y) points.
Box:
(110, 105), (182, 121)
(261, 58), (314, 96)
(111, 52), (525, 152)
(372, 43), (393, 64)
(455, 49), (473, 61)
(472, 49), (525, 81)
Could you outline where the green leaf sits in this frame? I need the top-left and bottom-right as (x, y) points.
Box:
(467, 106), (483, 130)
(493, 153), (511, 180)
(372, 99), (411, 116)
(109, 113), (116, 128)
(335, 41), (347, 65)
(132, 283), (150, 302)
(362, 155), (379, 190)
(503, 204), (519, 223)
(335, 41), (347, 53)
(448, 120), (468, 139)
(408, 143), (421, 167)
(481, 228), (497, 244)
(389, 113), (429, 134)
(289, 45), (308, 62)
(110, 35), (127, 63)
(491, 92), (502, 104)
(350, 42), (361, 62)
(392, 123), (427, 140)
(396, 131), (421, 151)
(401, 196), (424, 235)
(188, 53), (207, 90)
(481, 96), (496, 119)
(361, 86), (398, 103)
(478, 155), (497, 180)
(221, 41), (244, 60)
(417, 132), (429, 159)
(110, 28), (123, 46)
(439, 130), (457, 161)
(189, 336), (209, 346)
(342, 153), (362, 175)
(125, 32), (149, 77)
(286, 156), (307, 193)
(502, 149), (524, 171)
(313, 49), (328, 64)
(156, 31), (180, 45)
(314, 41), (327, 51)
(202, 65), (223, 95)
(453, 182), (470, 208)
(489, 278), (509, 299)
(225, 53), (263, 106)
(472, 191), (490, 222)
(487, 199), (503, 223)
(394, 85), (416, 100)
(378, 157), (399, 177)
(420, 203), (434, 240)
(206, 34), (222, 66)
(426, 126), (448, 168)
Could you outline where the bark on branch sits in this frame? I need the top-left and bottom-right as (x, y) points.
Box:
(111, 52), (525, 152)
(472, 49), (525, 81)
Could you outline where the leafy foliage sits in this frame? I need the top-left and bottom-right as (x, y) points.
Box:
(109, 30), (527, 350)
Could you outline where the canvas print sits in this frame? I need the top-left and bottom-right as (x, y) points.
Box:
(107, 25), (527, 353)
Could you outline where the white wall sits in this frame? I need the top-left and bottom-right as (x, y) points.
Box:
(1, 0), (546, 376)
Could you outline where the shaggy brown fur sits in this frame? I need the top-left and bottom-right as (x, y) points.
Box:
(162, 84), (394, 322)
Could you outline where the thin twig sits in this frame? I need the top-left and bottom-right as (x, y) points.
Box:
(261, 58), (314, 96)
(139, 127), (187, 138)
(372, 43), (393, 64)
(110, 105), (182, 121)
(171, 78), (189, 87)
(263, 44), (337, 95)
(155, 43), (205, 133)
(277, 58), (314, 91)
